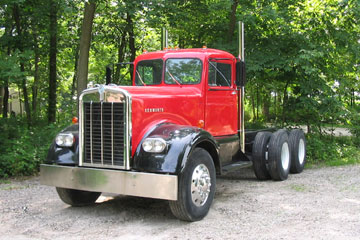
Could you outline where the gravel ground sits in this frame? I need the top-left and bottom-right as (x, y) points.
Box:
(0, 165), (359, 240)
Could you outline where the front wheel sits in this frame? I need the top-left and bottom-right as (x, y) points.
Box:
(56, 187), (101, 207)
(169, 148), (216, 222)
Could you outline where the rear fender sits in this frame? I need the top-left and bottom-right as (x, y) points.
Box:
(133, 123), (220, 174)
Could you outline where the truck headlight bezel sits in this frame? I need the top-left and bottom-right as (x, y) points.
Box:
(142, 138), (167, 153)
(55, 133), (75, 147)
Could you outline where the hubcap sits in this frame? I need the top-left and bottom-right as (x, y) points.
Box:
(281, 142), (290, 171)
(191, 164), (211, 207)
(298, 139), (305, 165)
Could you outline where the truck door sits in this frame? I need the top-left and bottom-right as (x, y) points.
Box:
(205, 59), (238, 136)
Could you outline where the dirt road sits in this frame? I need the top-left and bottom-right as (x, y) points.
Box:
(1, 165), (359, 240)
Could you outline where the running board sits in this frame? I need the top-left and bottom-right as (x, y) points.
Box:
(222, 161), (253, 173)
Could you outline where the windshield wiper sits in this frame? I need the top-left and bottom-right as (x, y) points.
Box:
(166, 67), (182, 86)
(136, 70), (147, 86)
(208, 61), (231, 87)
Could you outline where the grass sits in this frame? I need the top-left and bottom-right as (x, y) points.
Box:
(0, 179), (11, 184)
(289, 184), (307, 192)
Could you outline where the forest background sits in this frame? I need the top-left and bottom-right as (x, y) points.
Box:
(0, 0), (359, 178)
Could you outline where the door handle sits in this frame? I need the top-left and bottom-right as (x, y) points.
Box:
(231, 91), (237, 95)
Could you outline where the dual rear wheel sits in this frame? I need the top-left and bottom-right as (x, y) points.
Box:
(252, 129), (306, 181)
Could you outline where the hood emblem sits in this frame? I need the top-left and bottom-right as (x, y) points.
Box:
(98, 85), (105, 101)
(145, 108), (164, 113)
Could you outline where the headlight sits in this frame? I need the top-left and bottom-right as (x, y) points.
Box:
(142, 138), (167, 153)
(55, 133), (74, 147)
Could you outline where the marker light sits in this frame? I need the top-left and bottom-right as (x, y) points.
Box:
(72, 117), (78, 124)
(198, 120), (205, 128)
(142, 138), (167, 153)
(55, 133), (74, 147)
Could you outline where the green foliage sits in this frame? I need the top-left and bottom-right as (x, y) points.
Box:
(348, 108), (360, 145)
(306, 134), (360, 167)
(1, 0), (360, 177)
(0, 118), (67, 178)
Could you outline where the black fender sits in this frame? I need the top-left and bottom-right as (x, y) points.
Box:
(132, 123), (220, 175)
(45, 124), (79, 165)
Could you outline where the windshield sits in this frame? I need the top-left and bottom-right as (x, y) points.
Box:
(135, 59), (163, 86)
(165, 58), (202, 85)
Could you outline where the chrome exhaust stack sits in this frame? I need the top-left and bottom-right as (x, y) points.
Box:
(238, 21), (246, 153)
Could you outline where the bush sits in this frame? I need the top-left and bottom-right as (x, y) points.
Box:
(0, 118), (68, 178)
(306, 134), (360, 166)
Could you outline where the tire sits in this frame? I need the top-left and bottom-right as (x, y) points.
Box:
(252, 131), (272, 180)
(268, 129), (291, 181)
(56, 187), (101, 207)
(289, 129), (306, 173)
(169, 148), (216, 222)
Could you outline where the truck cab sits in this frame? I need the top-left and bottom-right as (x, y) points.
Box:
(41, 47), (306, 222)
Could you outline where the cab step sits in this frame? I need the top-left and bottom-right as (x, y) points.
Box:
(222, 160), (253, 174)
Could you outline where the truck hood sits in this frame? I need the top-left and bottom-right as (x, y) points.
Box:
(115, 85), (205, 155)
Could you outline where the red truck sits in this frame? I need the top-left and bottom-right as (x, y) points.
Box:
(41, 26), (306, 221)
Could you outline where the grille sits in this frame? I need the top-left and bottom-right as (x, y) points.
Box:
(83, 102), (125, 167)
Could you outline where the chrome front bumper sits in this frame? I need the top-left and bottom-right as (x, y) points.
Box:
(40, 164), (178, 201)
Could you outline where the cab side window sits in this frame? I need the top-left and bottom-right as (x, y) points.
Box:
(208, 62), (232, 87)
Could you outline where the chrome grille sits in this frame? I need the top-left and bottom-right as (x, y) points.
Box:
(83, 102), (125, 167)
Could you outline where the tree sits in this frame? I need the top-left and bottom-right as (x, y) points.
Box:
(48, 0), (58, 123)
(12, 3), (32, 127)
(76, 0), (96, 106)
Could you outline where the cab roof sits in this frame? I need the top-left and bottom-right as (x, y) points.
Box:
(135, 48), (236, 63)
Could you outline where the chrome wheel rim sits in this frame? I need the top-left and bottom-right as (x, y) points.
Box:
(281, 142), (290, 171)
(298, 139), (305, 165)
(191, 164), (211, 207)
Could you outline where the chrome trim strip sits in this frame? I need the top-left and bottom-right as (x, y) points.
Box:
(90, 101), (93, 164)
(101, 101), (103, 165)
(40, 164), (178, 201)
(79, 85), (132, 170)
(111, 102), (114, 166)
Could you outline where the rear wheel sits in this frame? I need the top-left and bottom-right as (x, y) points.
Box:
(169, 148), (216, 222)
(268, 130), (291, 181)
(289, 129), (306, 173)
(252, 131), (272, 180)
(56, 187), (101, 206)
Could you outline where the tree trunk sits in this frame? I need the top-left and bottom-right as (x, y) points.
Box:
(32, 33), (40, 119)
(47, 0), (57, 123)
(0, 87), (3, 115)
(76, 0), (96, 108)
(250, 86), (256, 121)
(2, 83), (9, 118)
(351, 88), (355, 107)
(71, 44), (79, 98)
(114, 33), (127, 84)
(282, 79), (290, 124)
(263, 91), (270, 121)
(18, 85), (23, 116)
(13, 4), (32, 126)
(127, 11), (136, 80)
(227, 0), (239, 42)
(256, 85), (259, 120)
(274, 91), (277, 121)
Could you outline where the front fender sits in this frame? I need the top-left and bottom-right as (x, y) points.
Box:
(45, 124), (79, 165)
(132, 123), (219, 174)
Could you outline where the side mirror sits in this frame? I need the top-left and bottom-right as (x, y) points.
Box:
(236, 61), (246, 87)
